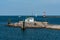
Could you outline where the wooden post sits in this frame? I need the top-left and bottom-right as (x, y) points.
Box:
(22, 19), (25, 30)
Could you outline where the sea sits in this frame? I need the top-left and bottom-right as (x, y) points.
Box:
(0, 16), (60, 40)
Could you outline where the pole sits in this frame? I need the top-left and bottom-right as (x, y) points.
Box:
(22, 18), (25, 30)
(8, 18), (11, 24)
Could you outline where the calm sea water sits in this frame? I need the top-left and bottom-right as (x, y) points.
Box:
(0, 16), (60, 40)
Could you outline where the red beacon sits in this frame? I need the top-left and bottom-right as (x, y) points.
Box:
(43, 11), (46, 17)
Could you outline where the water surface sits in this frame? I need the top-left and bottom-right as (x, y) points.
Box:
(0, 16), (60, 40)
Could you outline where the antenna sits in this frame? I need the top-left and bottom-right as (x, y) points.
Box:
(32, 11), (34, 16)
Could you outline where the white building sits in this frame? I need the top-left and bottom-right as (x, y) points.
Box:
(25, 17), (34, 23)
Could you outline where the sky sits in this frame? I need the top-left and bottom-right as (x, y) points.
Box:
(0, 0), (60, 16)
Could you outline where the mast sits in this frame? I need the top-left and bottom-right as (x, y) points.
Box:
(32, 11), (34, 16)
(43, 11), (46, 17)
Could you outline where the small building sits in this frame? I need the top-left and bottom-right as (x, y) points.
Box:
(25, 17), (34, 23)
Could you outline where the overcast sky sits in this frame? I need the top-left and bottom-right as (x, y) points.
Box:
(0, 0), (60, 16)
